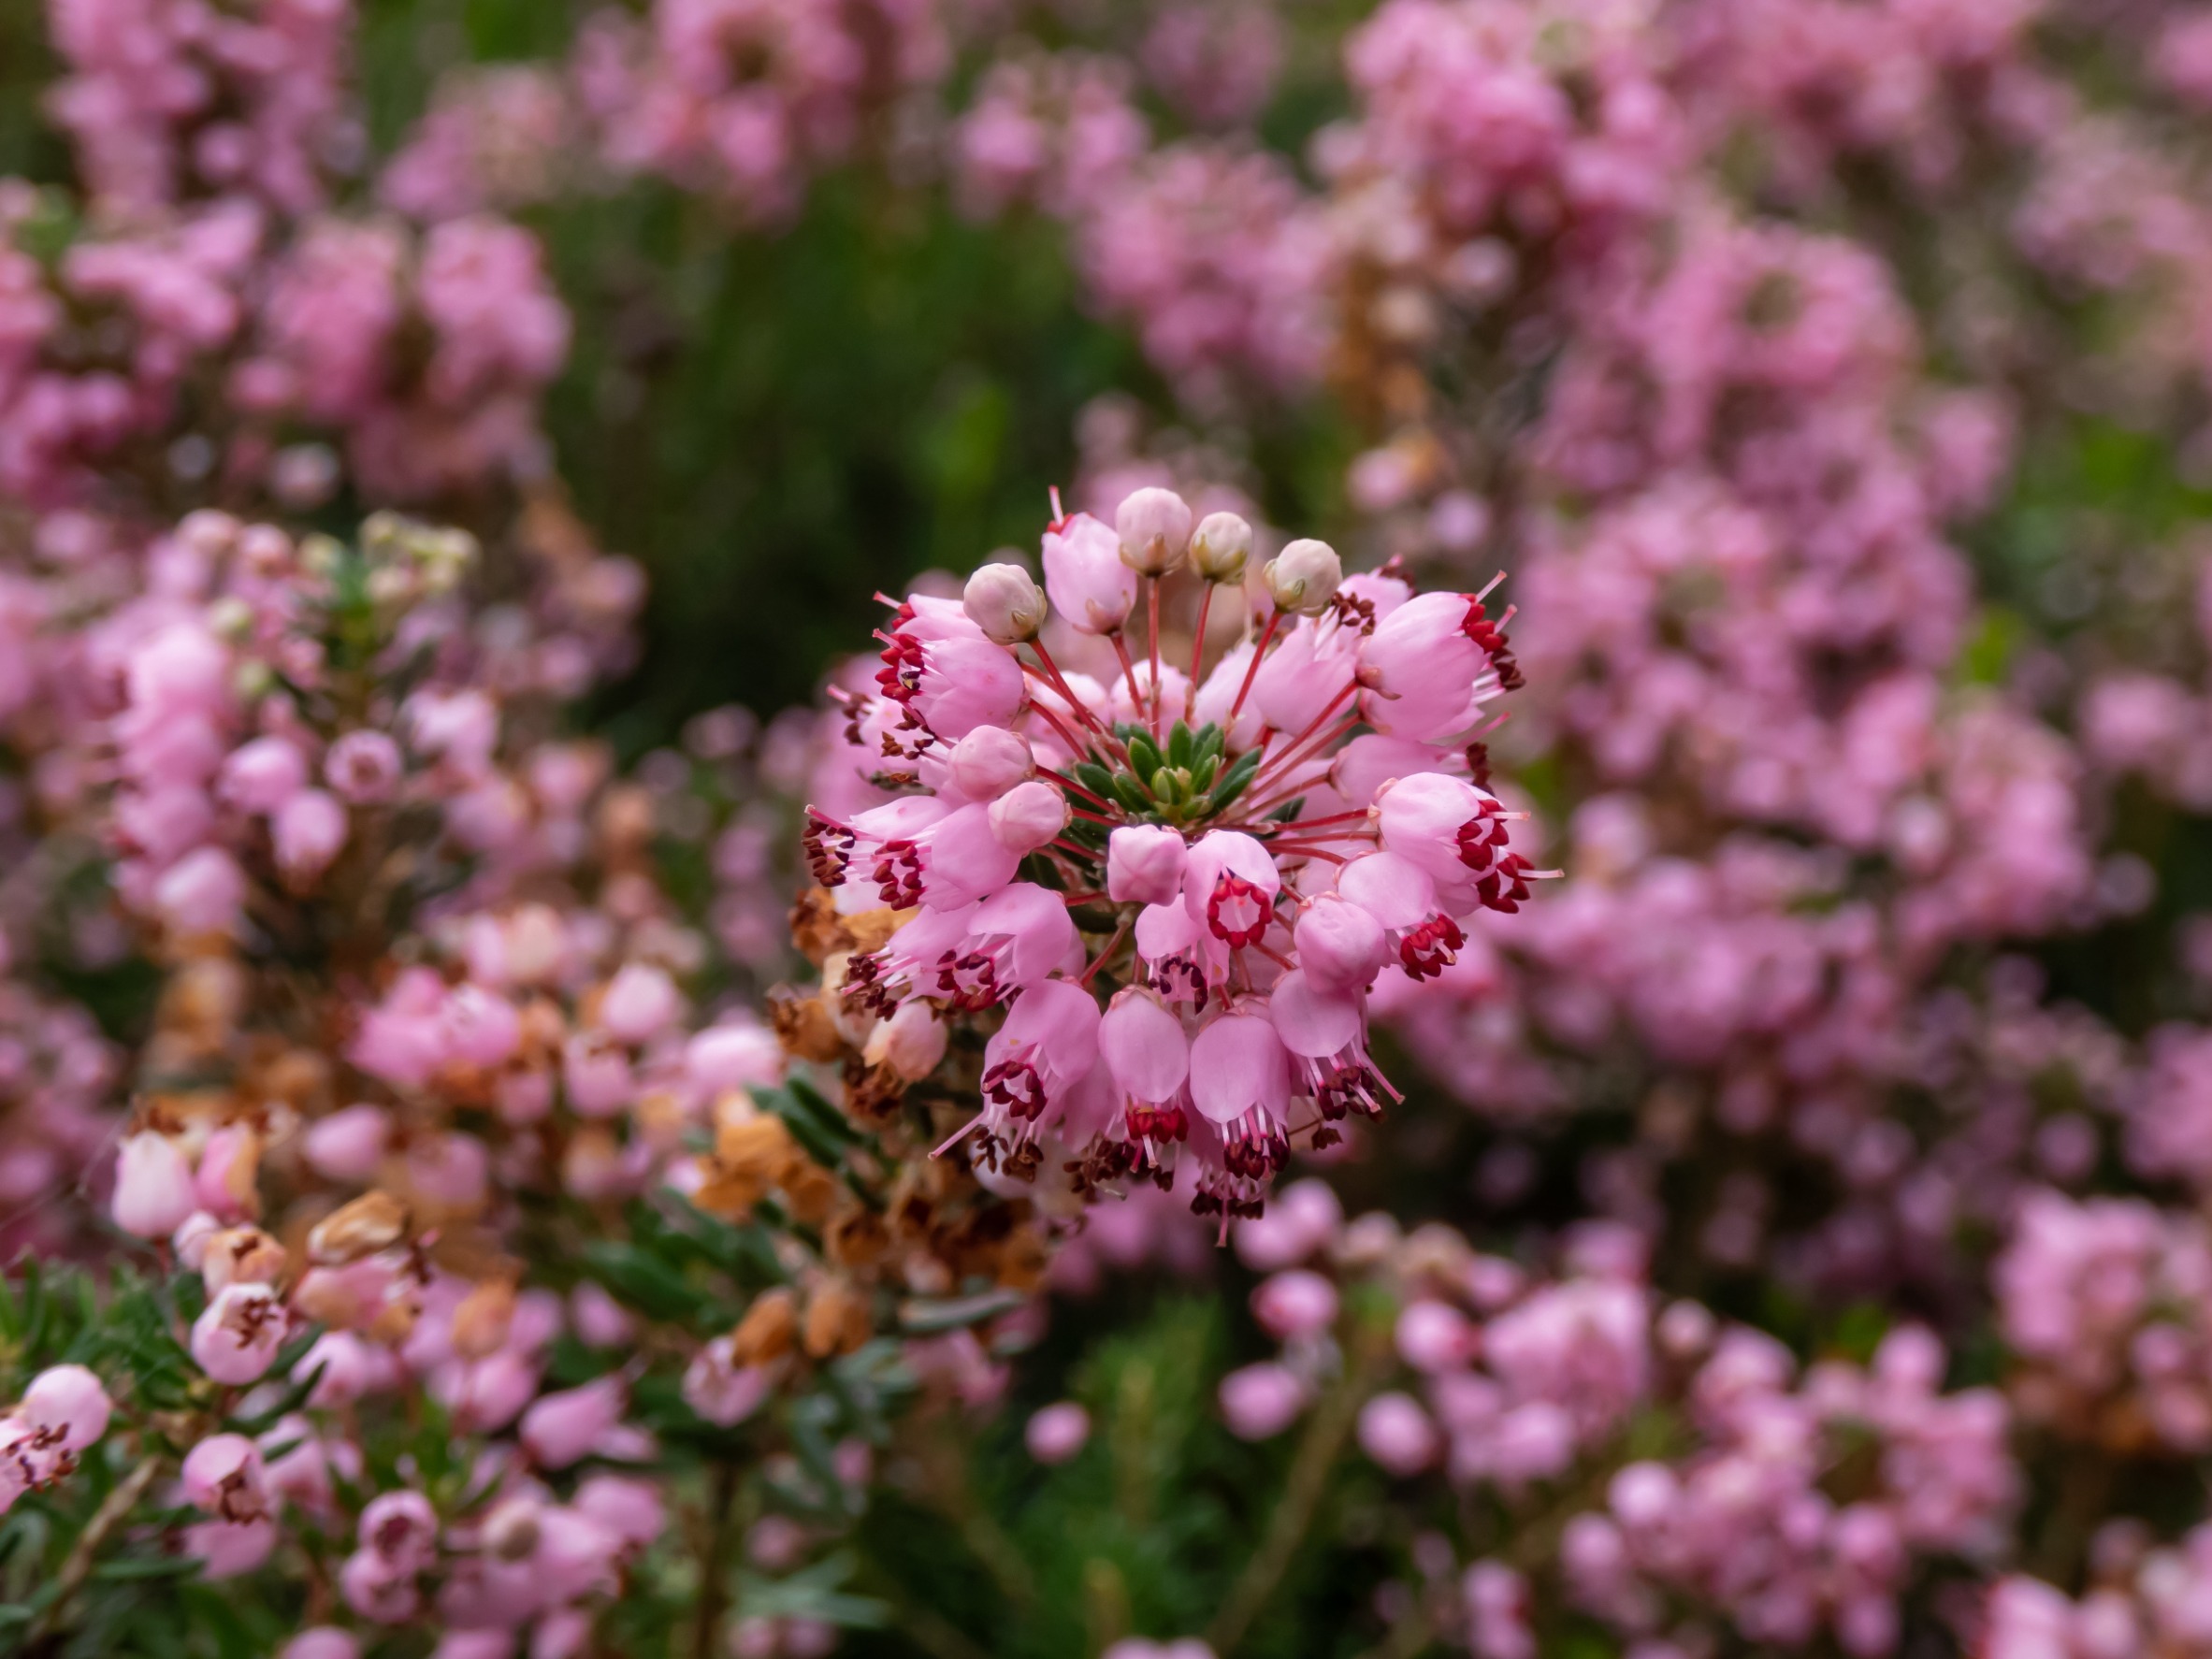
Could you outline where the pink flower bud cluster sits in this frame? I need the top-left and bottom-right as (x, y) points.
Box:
(1986, 1523), (2212, 1659)
(44, 0), (351, 216)
(1994, 1190), (2212, 1456)
(805, 487), (1540, 1222)
(573, 0), (949, 224)
(1225, 1197), (2017, 1658)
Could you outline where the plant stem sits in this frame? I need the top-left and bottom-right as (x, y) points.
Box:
(25, 1452), (164, 1647)
(692, 1459), (740, 1659)
(1207, 1332), (1387, 1655)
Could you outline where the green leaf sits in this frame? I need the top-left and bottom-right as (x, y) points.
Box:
(1165, 721), (1193, 769)
(1209, 749), (1265, 814)
(784, 1076), (863, 1146)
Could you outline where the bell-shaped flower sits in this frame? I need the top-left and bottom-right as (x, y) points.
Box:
(1359, 591), (1496, 741)
(1041, 512), (1138, 634)
(192, 1282), (289, 1384)
(1268, 969), (1398, 1121)
(599, 962), (684, 1044)
(218, 735), (309, 814)
(1337, 851), (1467, 980)
(112, 1131), (198, 1238)
(1183, 830), (1282, 959)
(978, 979), (1103, 1135)
(946, 883), (1077, 1007)
(1190, 1010), (1291, 1128)
(915, 803), (1021, 909)
(1294, 894), (1390, 992)
(1376, 771), (1512, 884)
(1251, 614), (1361, 737)
(907, 633), (1027, 742)
(21, 1364), (110, 1453)
(1100, 988), (1191, 1142)
(1134, 897), (1209, 1006)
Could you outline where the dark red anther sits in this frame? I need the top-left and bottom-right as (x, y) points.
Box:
(982, 1059), (1048, 1120)
(1398, 914), (1467, 979)
(1207, 873), (1276, 949)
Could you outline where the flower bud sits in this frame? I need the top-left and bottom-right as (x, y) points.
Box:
(1263, 539), (1342, 614)
(308, 1190), (410, 1265)
(520, 1376), (625, 1469)
(112, 1132), (197, 1238)
(962, 563), (1048, 644)
(599, 961), (683, 1044)
(203, 1225), (287, 1295)
(1251, 1270), (1338, 1341)
(988, 779), (1069, 853)
(303, 1104), (390, 1183)
(1024, 1401), (1091, 1464)
(1106, 824), (1189, 906)
(947, 726), (1034, 800)
(273, 789), (349, 885)
(1356, 1392), (1439, 1475)
(218, 736), (309, 815)
(1115, 487), (1193, 576)
(1221, 1362), (1307, 1439)
(862, 999), (947, 1080)
(1191, 511), (1253, 584)
(22, 1364), (110, 1453)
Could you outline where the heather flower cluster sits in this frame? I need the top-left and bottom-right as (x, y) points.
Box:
(799, 485), (1539, 1224)
(17, 0), (2212, 1651)
(1214, 1195), (2019, 1659)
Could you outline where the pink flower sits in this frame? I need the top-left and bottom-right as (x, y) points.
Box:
(1025, 1401), (1092, 1464)
(947, 726), (1035, 798)
(359, 1490), (440, 1573)
(599, 961), (683, 1044)
(219, 736), (309, 814)
(683, 1337), (772, 1426)
(1042, 512), (1138, 633)
(520, 1375), (627, 1467)
(325, 730), (404, 804)
(1357, 1392), (1439, 1475)
(21, 1364), (110, 1452)
(976, 979), (1104, 1146)
(1101, 988), (1192, 1144)
(989, 778), (1071, 853)
(1251, 1270), (1337, 1339)
(1396, 1301), (1476, 1372)
(1107, 824), (1189, 905)
(1221, 1362), (1308, 1438)
(191, 1282), (287, 1384)
(154, 846), (248, 936)
(273, 788), (349, 883)
(111, 1131), (197, 1237)
(1359, 591), (1508, 741)
(182, 1434), (267, 1521)
(302, 1104), (390, 1182)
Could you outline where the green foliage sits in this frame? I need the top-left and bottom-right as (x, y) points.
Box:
(845, 1295), (1421, 1659)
